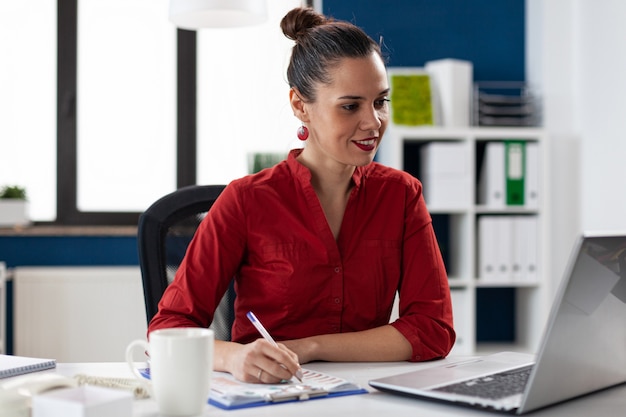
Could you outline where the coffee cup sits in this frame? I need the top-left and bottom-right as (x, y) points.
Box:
(126, 328), (213, 416)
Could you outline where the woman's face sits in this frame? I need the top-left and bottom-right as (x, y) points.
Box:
(301, 52), (390, 169)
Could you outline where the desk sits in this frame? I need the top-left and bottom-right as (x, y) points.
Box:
(42, 360), (626, 416)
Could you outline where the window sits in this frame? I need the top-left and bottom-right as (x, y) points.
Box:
(2, 0), (309, 225)
(196, 0), (302, 184)
(77, 0), (177, 213)
(0, 2), (57, 221)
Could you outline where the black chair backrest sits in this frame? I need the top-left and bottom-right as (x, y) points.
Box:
(137, 184), (235, 341)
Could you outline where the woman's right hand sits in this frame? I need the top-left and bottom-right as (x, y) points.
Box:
(218, 339), (301, 383)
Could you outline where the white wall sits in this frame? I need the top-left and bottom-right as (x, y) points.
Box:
(576, 1), (626, 230)
(526, 0), (626, 293)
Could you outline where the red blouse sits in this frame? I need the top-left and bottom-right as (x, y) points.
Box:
(149, 149), (456, 361)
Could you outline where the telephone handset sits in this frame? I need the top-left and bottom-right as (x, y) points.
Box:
(0, 373), (77, 415)
(1, 373), (77, 396)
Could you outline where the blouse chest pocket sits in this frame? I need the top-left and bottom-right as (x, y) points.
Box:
(242, 242), (326, 303)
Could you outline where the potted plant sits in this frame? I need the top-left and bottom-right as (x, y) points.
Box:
(0, 185), (30, 227)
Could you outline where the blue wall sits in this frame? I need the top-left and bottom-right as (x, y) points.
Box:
(323, 0), (525, 81)
(0, 236), (138, 268)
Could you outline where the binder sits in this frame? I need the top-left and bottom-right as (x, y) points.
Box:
(524, 142), (539, 209)
(511, 216), (524, 282)
(505, 140), (525, 206)
(478, 216), (514, 283)
(478, 142), (505, 208)
(517, 216), (539, 282)
(478, 216), (498, 282)
(493, 216), (513, 282)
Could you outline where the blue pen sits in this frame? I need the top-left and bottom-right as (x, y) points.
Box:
(246, 311), (304, 382)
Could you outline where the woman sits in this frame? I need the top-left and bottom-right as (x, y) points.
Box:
(149, 7), (455, 383)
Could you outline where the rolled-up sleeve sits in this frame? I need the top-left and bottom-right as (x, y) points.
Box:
(389, 180), (456, 361)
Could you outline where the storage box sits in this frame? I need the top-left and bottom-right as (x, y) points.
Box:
(420, 142), (471, 208)
(425, 59), (473, 127)
(32, 386), (133, 417)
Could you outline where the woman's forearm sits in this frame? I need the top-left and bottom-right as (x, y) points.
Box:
(283, 324), (413, 364)
(213, 339), (240, 372)
(213, 325), (413, 383)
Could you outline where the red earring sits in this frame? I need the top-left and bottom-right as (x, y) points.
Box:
(297, 125), (309, 141)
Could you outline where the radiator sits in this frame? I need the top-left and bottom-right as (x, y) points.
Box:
(13, 266), (148, 363)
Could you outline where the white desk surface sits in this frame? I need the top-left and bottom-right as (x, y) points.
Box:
(42, 359), (626, 416)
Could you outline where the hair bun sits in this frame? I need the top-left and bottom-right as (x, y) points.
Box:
(281, 7), (327, 42)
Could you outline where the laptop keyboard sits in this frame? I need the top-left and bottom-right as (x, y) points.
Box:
(433, 365), (533, 400)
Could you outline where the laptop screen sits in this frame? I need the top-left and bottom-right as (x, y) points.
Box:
(520, 232), (626, 413)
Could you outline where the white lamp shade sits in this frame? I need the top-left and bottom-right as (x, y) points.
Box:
(169, 0), (268, 29)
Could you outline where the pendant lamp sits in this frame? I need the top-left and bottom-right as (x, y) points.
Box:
(169, 0), (268, 29)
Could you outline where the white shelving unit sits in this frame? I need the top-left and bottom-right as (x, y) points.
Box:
(378, 126), (551, 355)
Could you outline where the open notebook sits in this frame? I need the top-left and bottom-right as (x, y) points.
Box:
(370, 231), (626, 414)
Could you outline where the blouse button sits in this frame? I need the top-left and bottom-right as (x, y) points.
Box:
(334, 267), (341, 273)
(334, 298), (341, 304)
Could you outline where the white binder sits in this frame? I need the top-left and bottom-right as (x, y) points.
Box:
(479, 216), (512, 282)
(479, 215), (515, 283)
(478, 142), (505, 208)
(519, 216), (539, 282)
(524, 142), (540, 209)
(493, 216), (513, 282)
(511, 216), (524, 282)
(509, 216), (539, 283)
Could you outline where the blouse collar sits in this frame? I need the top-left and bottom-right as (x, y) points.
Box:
(286, 148), (368, 189)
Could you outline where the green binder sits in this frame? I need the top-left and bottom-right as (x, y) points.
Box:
(505, 140), (525, 205)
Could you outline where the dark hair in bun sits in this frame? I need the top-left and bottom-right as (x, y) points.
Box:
(281, 7), (383, 102)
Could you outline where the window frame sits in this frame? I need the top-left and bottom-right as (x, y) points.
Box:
(56, 0), (196, 226)
(55, 0), (313, 226)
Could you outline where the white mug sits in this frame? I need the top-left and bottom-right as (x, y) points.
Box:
(126, 328), (214, 416)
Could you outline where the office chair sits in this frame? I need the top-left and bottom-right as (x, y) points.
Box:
(137, 184), (236, 341)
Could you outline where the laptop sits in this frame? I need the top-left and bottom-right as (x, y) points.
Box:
(370, 231), (626, 414)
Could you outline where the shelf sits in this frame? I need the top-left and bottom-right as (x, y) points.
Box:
(379, 125), (550, 355)
(474, 281), (541, 288)
(447, 279), (471, 288)
(390, 125), (545, 140)
(474, 205), (539, 214)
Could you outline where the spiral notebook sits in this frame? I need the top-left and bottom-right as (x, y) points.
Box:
(0, 354), (56, 379)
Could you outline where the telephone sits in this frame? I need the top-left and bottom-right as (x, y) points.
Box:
(0, 373), (76, 415)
